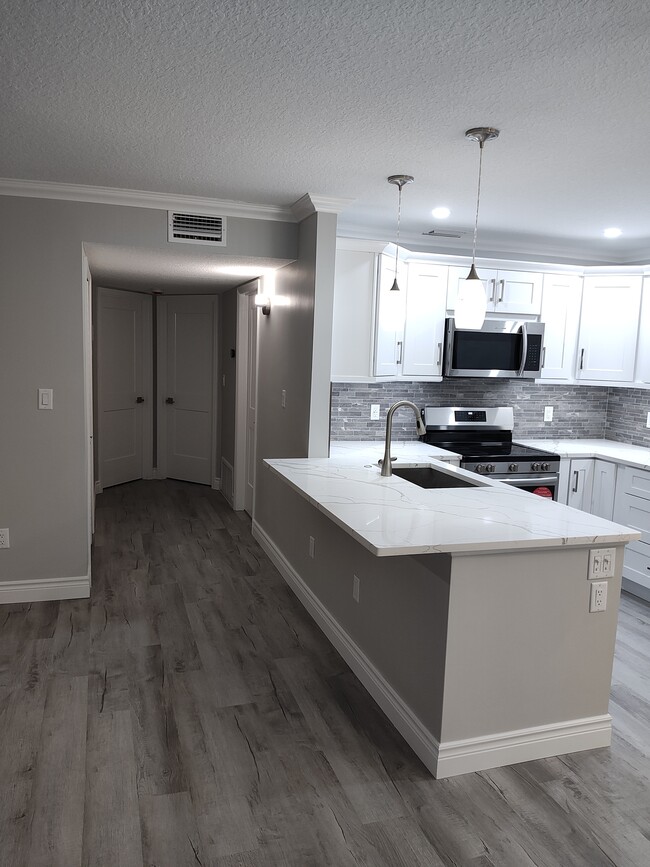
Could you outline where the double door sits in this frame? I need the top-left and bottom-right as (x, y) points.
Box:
(447, 266), (543, 315)
(96, 289), (217, 489)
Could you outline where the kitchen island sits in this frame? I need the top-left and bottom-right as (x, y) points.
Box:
(253, 442), (639, 778)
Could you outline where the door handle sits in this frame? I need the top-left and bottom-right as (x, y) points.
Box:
(396, 340), (403, 365)
(580, 348), (585, 370)
(489, 279), (497, 304)
(541, 346), (546, 368)
(498, 279), (505, 303)
(572, 470), (579, 493)
(136, 396), (145, 403)
(165, 397), (175, 404)
(517, 322), (528, 377)
(436, 342), (442, 366)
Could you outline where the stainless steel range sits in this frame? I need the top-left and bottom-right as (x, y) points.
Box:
(422, 406), (561, 500)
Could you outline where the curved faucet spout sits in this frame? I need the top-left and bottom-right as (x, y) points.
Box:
(380, 401), (426, 477)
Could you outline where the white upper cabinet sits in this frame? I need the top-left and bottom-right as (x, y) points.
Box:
(539, 274), (582, 380)
(331, 248), (378, 382)
(577, 275), (642, 382)
(447, 266), (543, 315)
(634, 277), (650, 383)
(402, 263), (448, 378)
(374, 254), (407, 377)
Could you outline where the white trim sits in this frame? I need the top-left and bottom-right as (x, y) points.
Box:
(0, 575), (91, 604)
(0, 178), (296, 222)
(252, 520), (614, 779)
(220, 458), (235, 507)
(436, 715), (612, 779)
(291, 193), (356, 221)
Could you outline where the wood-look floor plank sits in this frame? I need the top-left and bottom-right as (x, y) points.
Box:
(82, 709), (143, 867)
(25, 674), (88, 867)
(138, 792), (203, 867)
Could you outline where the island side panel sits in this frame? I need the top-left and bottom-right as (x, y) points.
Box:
(255, 467), (452, 744)
(438, 546), (624, 764)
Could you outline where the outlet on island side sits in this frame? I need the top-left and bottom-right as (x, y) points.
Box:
(589, 581), (608, 612)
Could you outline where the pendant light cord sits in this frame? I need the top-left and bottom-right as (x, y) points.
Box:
(471, 141), (484, 265)
(394, 182), (403, 275)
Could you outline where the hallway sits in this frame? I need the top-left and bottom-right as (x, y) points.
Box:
(1, 480), (650, 866)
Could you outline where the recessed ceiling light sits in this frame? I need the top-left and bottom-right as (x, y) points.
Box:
(431, 206), (451, 219)
(603, 227), (622, 238)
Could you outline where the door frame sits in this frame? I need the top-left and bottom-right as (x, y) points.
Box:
(95, 286), (154, 492)
(234, 281), (260, 512)
(156, 294), (219, 486)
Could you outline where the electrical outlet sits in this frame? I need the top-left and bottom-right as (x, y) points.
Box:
(0, 528), (10, 549)
(370, 404), (380, 420)
(308, 536), (315, 558)
(544, 406), (553, 422)
(589, 581), (608, 612)
(646, 411), (650, 428)
(588, 547), (615, 579)
(353, 574), (360, 602)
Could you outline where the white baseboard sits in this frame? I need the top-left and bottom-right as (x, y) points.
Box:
(0, 574), (91, 604)
(253, 520), (613, 779)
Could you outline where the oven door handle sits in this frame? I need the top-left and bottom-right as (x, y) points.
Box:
(517, 322), (528, 377)
(498, 475), (558, 486)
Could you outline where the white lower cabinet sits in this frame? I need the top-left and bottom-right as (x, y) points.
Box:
(613, 465), (650, 600)
(591, 460), (617, 520)
(566, 459), (594, 511)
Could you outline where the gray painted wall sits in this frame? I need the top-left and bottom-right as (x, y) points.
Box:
(0, 194), (296, 586)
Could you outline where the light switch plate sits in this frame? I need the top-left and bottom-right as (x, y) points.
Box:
(588, 547), (615, 579)
(38, 388), (53, 410)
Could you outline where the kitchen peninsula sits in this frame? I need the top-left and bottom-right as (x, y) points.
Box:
(253, 442), (639, 778)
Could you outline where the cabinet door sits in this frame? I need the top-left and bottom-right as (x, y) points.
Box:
(634, 277), (650, 383)
(590, 460), (617, 520)
(539, 274), (582, 380)
(446, 265), (498, 312)
(494, 270), (543, 315)
(331, 249), (377, 381)
(402, 263), (448, 377)
(374, 254), (406, 376)
(566, 458), (594, 511)
(577, 276), (642, 381)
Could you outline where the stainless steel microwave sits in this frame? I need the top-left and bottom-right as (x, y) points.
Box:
(443, 318), (545, 379)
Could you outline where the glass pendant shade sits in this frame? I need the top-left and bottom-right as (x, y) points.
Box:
(454, 263), (487, 329)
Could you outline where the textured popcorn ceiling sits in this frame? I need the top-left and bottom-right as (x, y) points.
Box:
(2, 0), (650, 265)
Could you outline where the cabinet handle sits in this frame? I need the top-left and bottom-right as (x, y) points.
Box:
(489, 278), (497, 304)
(498, 279), (505, 303)
(580, 348), (585, 370)
(541, 346), (546, 368)
(436, 342), (442, 365)
(396, 340), (403, 365)
(572, 469), (579, 493)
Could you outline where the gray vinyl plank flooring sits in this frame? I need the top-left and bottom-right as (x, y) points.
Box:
(1, 478), (650, 866)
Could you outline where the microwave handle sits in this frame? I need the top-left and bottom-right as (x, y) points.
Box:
(517, 322), (528, 376)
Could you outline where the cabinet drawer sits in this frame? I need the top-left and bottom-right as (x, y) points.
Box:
(622, 543), (650, 592)
(613, 492), (650, 544)
(617, 464), (650, 498)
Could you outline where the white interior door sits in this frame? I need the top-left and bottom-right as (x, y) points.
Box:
(162, 296), (216, 485)
(245, 292), (258, 515)
(97, 288), (151, 488)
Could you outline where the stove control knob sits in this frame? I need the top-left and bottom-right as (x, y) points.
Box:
(509, 463), (519, 472)
(531, 462), (540, 472)
(475, 464), (485, 474)
(541, 462), (550, 472)
(486, 464), (496, 473)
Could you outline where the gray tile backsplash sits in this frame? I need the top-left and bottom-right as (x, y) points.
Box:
(330, 380), (649, 444)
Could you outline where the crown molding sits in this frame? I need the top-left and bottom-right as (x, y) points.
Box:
(291, 193), (356, 221)
(0, 178), (297, 222)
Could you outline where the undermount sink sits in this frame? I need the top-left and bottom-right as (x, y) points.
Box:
(391, 466), (481, 489)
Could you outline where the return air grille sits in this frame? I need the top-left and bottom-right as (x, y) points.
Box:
(168, 211), (226, 246)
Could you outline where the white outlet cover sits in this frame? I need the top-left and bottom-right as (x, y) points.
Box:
(589, 580), (608, 612)
(544, 406), (553, 422)
(0, 528), (9, 548)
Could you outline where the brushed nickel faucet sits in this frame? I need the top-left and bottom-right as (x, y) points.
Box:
(379, 401), (426, 477)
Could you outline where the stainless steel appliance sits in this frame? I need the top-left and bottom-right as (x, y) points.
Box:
(422, 406), (560, 500)
(443, 318), (545, 379)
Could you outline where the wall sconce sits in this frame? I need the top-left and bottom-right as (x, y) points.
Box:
(254, 293), (271, 315)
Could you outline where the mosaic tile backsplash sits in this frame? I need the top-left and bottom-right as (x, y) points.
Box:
(330, 380), (649, 445)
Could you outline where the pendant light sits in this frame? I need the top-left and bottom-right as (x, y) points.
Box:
(387, 174), (414, 291)
(455, 127), (499, 329)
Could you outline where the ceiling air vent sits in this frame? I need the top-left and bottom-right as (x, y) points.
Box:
(168, 211), (226, 246)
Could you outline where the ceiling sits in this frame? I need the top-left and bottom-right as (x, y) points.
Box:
(2, 0), (650, 274)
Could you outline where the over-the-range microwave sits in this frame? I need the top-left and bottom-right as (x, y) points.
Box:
(443, 318), (545, 379)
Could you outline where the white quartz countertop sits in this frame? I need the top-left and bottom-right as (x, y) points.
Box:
(519, 438), (650, 470)
(266, 441), (639, 557)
